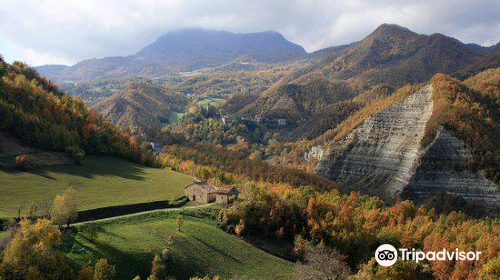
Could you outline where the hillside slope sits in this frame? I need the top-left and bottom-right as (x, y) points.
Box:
(239, 79), (354, 122)
(0, 58), (143, 162)
(69, 213), (294, 280)
(94, 82), (188, 134)
(235, 24), (499, 144)
(292, 24), (495, 88)
(0, 156), (193, 218)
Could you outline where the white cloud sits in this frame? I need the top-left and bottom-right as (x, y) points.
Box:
(0, 0), (498, 66)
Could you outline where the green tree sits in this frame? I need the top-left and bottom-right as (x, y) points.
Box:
(67, 146), (86, 165)
(51, 187), (79, 228)
(82, 223), (99, 242)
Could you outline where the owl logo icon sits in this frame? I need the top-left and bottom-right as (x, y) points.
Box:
(375, 244), (398, 266)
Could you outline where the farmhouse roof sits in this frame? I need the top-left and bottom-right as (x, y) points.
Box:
(216, 185), (238, 194)
(186, 181), (217, 193)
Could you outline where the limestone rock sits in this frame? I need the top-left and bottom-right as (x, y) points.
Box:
(314, 85), (499, 211)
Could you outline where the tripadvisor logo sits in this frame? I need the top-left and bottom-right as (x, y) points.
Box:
(375, 244), (481, 267)
(375, 244), (398, 266)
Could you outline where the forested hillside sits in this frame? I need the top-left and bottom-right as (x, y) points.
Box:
(426, 70), (500, 182)
(94, 81), (188, 134)
(289, 24), (493, 89)
(0, 57), (143, 162)
(235, 24), (499, 144)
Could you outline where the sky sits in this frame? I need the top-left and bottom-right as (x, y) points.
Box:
(1, 0), (499, 66)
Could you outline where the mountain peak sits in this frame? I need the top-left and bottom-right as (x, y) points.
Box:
(135, 28), (305, 64)
(371, 23), (416, 37)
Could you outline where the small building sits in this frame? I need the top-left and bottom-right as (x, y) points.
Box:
(215, 185), (239, 204)
(254, 116), (262, 123)
(277, 119), (287, 126)
(184, 182), (217, 204)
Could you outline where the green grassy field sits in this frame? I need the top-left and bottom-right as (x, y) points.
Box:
(195, 97), (226, 108)
(67, 214), (293, 280)
(168, 111), (186, 125)
(0, 156), (194, 218)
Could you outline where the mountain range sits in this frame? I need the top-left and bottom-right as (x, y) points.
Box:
(37, 29), (306, 82)
(30, 23), (500, 215)
(236, 24), (500, 138)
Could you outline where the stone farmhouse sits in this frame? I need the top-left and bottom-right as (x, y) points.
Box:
(184, 182), (239, 204)
(215, 185), (239, 204)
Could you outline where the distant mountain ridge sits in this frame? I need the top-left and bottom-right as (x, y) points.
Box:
(136, 28), (306, 64)
(37, 29), (306, 82)
(34, 64), (69, 76)
(239, 24), (500, 126)
(231, 23), (500, 148)
(290, 24), (498, 88)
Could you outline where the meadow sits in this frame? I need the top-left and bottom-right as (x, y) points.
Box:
(195, 97), (226, 108)
(0, 156), (194, 218)
(67, 213), (294, 280)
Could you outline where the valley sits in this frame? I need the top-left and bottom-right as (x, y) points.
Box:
(28, 24), (500, 215)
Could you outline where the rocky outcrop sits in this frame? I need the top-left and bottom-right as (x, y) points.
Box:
(316, 85), (434, 200)
(403, 128), (499, 210)
(304, 146), (325, 162)
(315, 85), (499, 210)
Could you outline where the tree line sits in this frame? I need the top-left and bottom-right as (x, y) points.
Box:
(218, 182), (499, 280)
(160, 141), (337, 191)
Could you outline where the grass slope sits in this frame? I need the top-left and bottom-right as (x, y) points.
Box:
(168, 111), (186, 125)
(67, 215), (294, 280)
(0, 156), (194, 218)
(196, 97), (226, 108)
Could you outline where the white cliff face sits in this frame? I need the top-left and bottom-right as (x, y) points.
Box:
(316, 85), (434, 200)
(315, 85), (499, 209)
